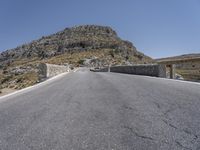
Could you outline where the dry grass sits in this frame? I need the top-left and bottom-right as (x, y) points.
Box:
(45, 49), (152, 66)
(0, 88), (17, 96)
(45, 49), (113, 65)
(176, 69), (200, 82)
(9, 57), (44, 68)
(0, 71), (39, 90)
(15, 71), (39, 89)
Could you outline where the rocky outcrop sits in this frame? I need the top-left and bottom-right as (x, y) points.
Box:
(0, 25), (152, 66)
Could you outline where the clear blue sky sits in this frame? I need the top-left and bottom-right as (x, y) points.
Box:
(0, 0), (200, 58)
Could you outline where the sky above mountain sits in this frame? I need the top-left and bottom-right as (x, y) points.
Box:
(0, 0), (200, 58)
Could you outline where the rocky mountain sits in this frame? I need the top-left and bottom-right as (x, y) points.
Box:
(0, 25), (152, 65)
(0, 25), (153, 90)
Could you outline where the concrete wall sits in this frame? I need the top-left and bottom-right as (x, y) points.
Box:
(38, 63), (69, 79)
(110, 65), (166, 77)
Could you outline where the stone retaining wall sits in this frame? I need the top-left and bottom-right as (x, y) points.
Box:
(38, 63), (69, 79)
(175, 61), (200, 69)
(90, 67), (108, 72)
(92, 64), (166, 78)
(110, 64), (166, 77)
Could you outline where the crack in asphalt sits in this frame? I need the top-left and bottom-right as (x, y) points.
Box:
(123, 126), (154, 141)
(162, 119), (199, 149)
(162, 119), (178, 130)
(123, 105), (134, 111)
(152, 101), (161, 109)
(182, 129), (198, 140)
(162, 119), (199, 141)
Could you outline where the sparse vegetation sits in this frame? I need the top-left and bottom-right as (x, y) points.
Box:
(78, 59), (85, 65)
(109, 50), (115, 58)
(176, 69), (200, 82)
(0, 25), (153, 91)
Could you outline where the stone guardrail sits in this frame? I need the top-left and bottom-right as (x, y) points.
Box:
(90, 67), (108, 72)
(92, 64), (166, 78)
(38, 63), (69, 79)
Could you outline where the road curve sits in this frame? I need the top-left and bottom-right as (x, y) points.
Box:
(0, 68), (199, 150)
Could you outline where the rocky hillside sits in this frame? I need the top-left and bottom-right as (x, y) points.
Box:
(0, 25), (153, 90)
(156, 53), (200, 62)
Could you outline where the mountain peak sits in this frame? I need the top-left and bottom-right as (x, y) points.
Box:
(0, 25), (152, 65)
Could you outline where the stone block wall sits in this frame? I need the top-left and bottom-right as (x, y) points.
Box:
(110, 64), (166, 77)
(92, 64), (167, 78)
(175, 61), (200, 70)
(90, 67), (109, 72)
(38, 63), (69, 79)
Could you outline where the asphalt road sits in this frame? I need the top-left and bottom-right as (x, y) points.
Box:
(0, 68), (200, 150)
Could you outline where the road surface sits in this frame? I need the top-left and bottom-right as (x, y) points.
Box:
(0, 68), (200, 150)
